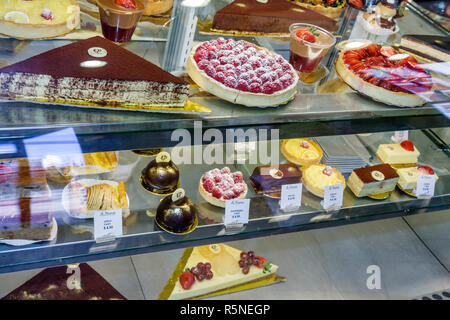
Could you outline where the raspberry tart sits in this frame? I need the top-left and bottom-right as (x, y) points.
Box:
(199, 167), (248, 208)
(186, 38), (299, 107)
(335, 43), (433, 107)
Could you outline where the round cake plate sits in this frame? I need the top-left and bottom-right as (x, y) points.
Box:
(368, 192), (391, 200)
(244, 90), (297, 109)
(154, 214), (198, 235)
(139, 175), (180, 196)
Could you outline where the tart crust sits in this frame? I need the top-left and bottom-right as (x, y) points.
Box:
(335, 47), (427, 107)
(186, 42), (299, 107)
(198, 179), (248, 208)
(0, 1), (80, 39)
(302, 165), (346, 198)
(281, 138), (323, 166)
(292, 2), (345, 20)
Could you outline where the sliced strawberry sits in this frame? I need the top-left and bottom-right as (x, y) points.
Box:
(295, 29), (316, 43)
(406, 61), (425, 73)
(380, 46), (397, 58)
(115, 0), (137, 9)
(400, 140), (415, 151)
(301, 140), (310, 148)
(417, 166), (435, 175)
(179, 271), (195, 290)
(344, 57), (361, 66)
(41, 8), (54, 20)
(255, 256), (268, 268)
(365, 44), (381, 57)
(322, 166), (333, 176)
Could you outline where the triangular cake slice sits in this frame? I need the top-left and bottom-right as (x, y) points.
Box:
(212, 0), (337, 35)
(158, 243), (280, 300)
(400, 34), (450, 63)
(0, 36), (189, 109)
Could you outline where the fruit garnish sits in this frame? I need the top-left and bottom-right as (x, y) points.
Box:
(417, 166), (434, 175)
(301, 140), (310, 149)
(179, 270), (195, 290)
(262, 261), (272, 274)
(115, 0), (137, 9)
(400, 140), (415, 152)
(349, 0), (364, 8)
(380, 46), (397, 58)
(295, 29), (317, 43)
(40, 8), (54, 20)
(322, 166), (333, 176)
(254, 256), (268, 269)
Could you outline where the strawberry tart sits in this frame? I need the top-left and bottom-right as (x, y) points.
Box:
(199, 167), (248, 208)
(186, 38), (299, 107)
(335, 43), (433, 107)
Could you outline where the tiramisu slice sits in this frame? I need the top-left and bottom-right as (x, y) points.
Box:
(347, 164), (399, 197)
(0, 36), (189, 109)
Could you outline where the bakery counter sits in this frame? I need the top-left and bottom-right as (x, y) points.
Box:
(1, 130), (449, 273)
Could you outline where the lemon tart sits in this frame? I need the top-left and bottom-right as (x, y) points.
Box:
(158, 244), (279, 300)
(0, 0), (80, 39)
(281, 138), (323, 166)
(302, 164), (346, 198)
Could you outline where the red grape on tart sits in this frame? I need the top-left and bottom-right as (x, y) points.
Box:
(335, 43), (433, 107)
(199, 167), (248, 208)
(186, 38), (299, 107)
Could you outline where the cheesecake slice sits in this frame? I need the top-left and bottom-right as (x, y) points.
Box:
(396, 165), (438, 192)
(0, 36), (189, 109)
(212, 0), (337, 35)
(400, 35), (450, 63)
(376, 140), (420, 167)
(159, 244), (279, 300)
(347, 164), (399, 197)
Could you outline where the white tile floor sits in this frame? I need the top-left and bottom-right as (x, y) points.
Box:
(1, 212), (449, 300)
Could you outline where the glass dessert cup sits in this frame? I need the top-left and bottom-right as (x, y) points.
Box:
(96, 0), (147, 43)
(289, 23), (336, 74)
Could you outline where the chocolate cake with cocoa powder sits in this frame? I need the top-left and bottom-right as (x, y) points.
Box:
(347, 163), (399, 198)
(0, 36), (189, 108)
(212, 0), (338, 34)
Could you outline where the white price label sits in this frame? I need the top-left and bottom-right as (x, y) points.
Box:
(224, 199), (250, 226)
(280, 183), (302, 211)
(93, 209), (123, 240)
(391, 130), (409, 143)
(415, 175), (436, 198)
(321, 184), (344, 210)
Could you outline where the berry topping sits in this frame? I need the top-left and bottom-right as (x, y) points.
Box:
(224, 76), (237, 88)
(197, 60), (209, 71)
(41, 8), (53, 20)
(212, 187), (222, 199)
(323, 166), (333, 176)
(115, 0), (137, 9)
(202, 179), (214, 193)
(400, 140), (415, 152)
(179, 271), (195, 290)
(301, 140), (310, 149)
(417, 166), (434, 175)
(262, 82), (274, 94)
(232, 172), (244, 183)
(380, 46), (397, 58)
(237, 79), (250, 92)
(295, 28), (317, 43)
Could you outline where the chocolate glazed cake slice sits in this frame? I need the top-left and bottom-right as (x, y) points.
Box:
(0, 36), (189, 109)
(212, 0), (338, 34)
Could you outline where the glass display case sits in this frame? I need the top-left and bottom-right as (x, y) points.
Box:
(0, 0), (448, 299)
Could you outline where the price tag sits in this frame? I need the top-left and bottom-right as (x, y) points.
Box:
(391, 130), (408, 143)
(224, 199), (250, 226)
(321, 184), (344, 211)
(415, 175), (436, 198)
(280, 183), (302, 211)
(93, 209), (123, 241)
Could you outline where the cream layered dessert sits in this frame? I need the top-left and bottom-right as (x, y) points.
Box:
(302, 164), (346, 198)
(289, 23), (335, 73)
(396, 165), (438, 192)
(347, 163), (399, 197)
(376, 140), (420, 167)
(0, 36), (189, 109)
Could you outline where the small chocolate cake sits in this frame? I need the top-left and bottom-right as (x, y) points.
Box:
(249, 163), (302, 197)
(155, 189), (198, 234)
(140, 152), (179, 195)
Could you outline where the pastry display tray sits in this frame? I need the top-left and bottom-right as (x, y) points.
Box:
(0, 130), (448, 273)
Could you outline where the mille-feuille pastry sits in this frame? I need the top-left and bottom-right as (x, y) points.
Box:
(347, 163), (399, 197)
(281, 138), (323, 166)
(302, 164), (346, 198)
(396, 165), (438, 193)
(376, 140), (420, 168)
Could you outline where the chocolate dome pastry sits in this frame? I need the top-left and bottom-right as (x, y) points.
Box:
(155, 188), (198, 234)
(140, 151), (179, 195)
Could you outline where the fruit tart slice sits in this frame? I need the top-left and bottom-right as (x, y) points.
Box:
(186, 37), (299, 107)
(291, 0), (347, 20)
(335, 43), (433, 107)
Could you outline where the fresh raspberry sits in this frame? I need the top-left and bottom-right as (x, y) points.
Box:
(215, 65), (226, 73)
(224, 64), (235, 71)
(262, 82), (274, 94)
(220, 167), (231, 174)
(230, 57), (241, 67)
(275, 55), (285, 64)
(241, 63), (252, 73)
(322, 166), (333, 176)
(216, 37), (226, 45)
(249, 58), (261, 70)
(221, 43), (233, 51)
(271, 80), (282, 92)
(214, 175), (222, 183)
(237, 80), (249, 92)
(223, 190), (236, 200)
(249, 82), (261, 93)
(280, 74), (293, 87)
(301, 140), (310, 148)
(203, 179), (214, 193)
(197, 60), (209, 71)
(268, 71), (278, 81)
(204, 65), (216, 78)
(115, 0), (137, 9)
(232, 172), (243, 183)
(211, 168), (221, 175)
(219, 56), (229, 65)
(208, 51), (218, 60)
(255, 67), (267, 78)
(246, 70), (256, 79)
(233, 47), (244, 56)
(251, 77), (263, 85)
(212, 187), (222, 199)
(235, 66), (245, 76)
(194, 49), (208, 63)
(260, 73), (271, 84)
(214, 72), (226, 83)
(210, 59), (220, 68)
(239, 72), (251, 82)
(256, 50), (267, 58)
(295, 29), (316, 43)
(232, 184), (245, 196)
(281, 62), (291, 72)
(41, 8), (54, 20)
(237, 54), (248, 65)
(225, 76), (237, 88)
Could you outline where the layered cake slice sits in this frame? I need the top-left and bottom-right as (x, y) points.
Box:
(376, 140), (420, 167)
(396, 165), (438, 193)
(249, 163), (302, 197)
(0, 36), (189, 109)
(158, 244), (280, 300)
(212, 0), (337, 35)
(400, 35), (450, 63)
(347, 163), (399, 197)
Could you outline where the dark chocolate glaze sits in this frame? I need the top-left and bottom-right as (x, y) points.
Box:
(155, 195), (197, 234)
(141, 159), (179, 192)
(250, 163), (302, 194)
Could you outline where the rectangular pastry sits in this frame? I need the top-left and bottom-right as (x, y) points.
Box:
(347, 164), (399, 197)
(249, 163), (302, 196)
(0, 185), (53, 240)
(396, 165), (438, 192)
(376, 140), (420, 166)
(400, 34), (450, 63)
